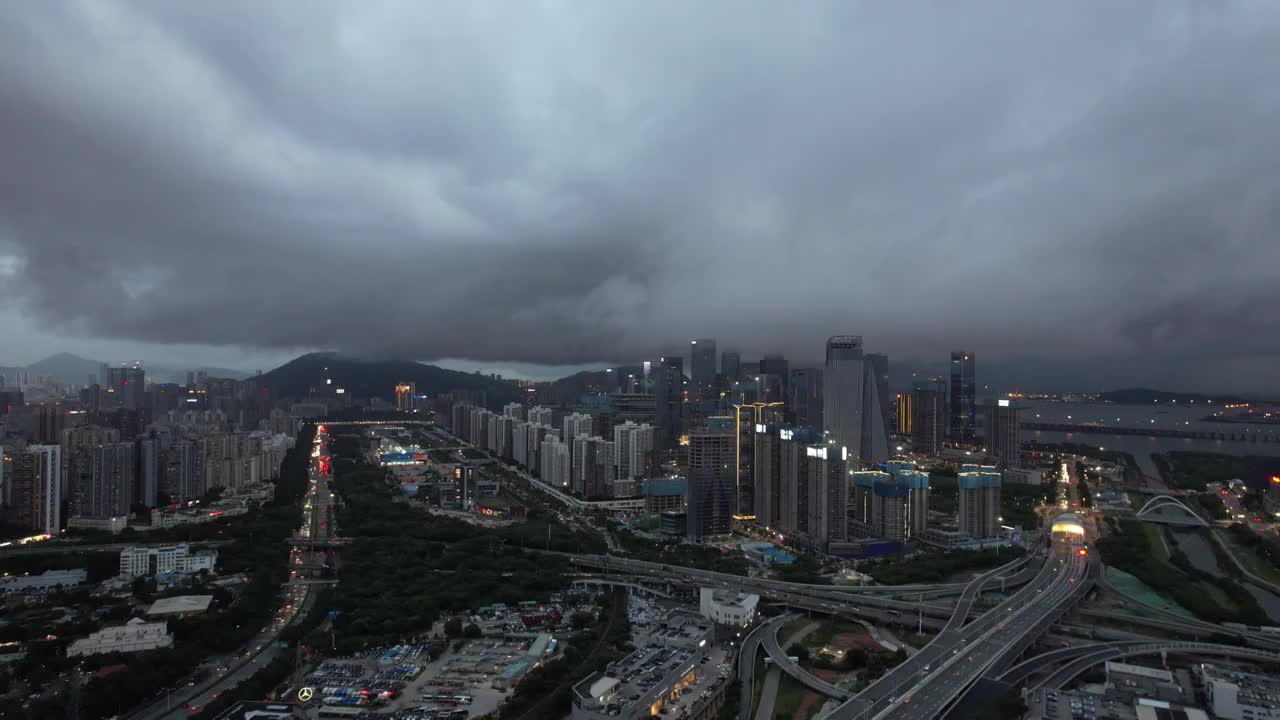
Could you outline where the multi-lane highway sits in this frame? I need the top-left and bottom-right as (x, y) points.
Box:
(816, 526), (1089, 720)
(127, 426), (335, 720)
(874, 537), (1090, 719)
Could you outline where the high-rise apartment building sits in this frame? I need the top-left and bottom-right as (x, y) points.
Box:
(687, 427), (734, 542)
(528, 405), (554, 427)
(572, 436), (614, 499)
(733, 402), (784, 521)
(613, 421), (655, 482)
(540, 436), (571, 489)
(983, 400), (1022, 468)
(751, 424), (781, 528)
(7, 445), (62, 534)
(758, 354), (789, 401)
(690, 339), (717, 400)
(950, 352), (976, 443)
(653, 356), (684, 449)
(71, 443), (134, 520)
(108, 367), (146, 410)
(958, 469), (1001, 538)
(805, 443), (848, 545)
(777, 427), (820, 537)
(562, 413), (594, 445)
(503, 402), (526, 421)
(511, 420), (530, 467)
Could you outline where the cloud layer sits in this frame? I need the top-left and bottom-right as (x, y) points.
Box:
(1, 2), (1278, 390)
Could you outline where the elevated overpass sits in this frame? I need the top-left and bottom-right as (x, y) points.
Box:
(761, 617), (852, 700)
(1034, 641), (1280, 690)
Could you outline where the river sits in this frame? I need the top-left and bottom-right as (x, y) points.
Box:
(1167, 527), (1280, 623)
(1021, 400), (1280, 479)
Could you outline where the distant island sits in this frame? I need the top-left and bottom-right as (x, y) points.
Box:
(1098, 387), (1250, 405)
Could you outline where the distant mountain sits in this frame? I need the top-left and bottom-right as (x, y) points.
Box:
(1098, 387), (1250, 405)
(551, 365), (647, 398)
(255, 352), (522, 409)
(25, 352), (102, 384)
(147, 365), (250, 384)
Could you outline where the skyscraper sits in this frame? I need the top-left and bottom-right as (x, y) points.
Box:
(860, 355), (890, 466)
(950, 351), (976, 443)
(108, 367), (146, 410)
(733, 402), (783, 521)
(823, 336), (865, 462)
(865, 354), (892, 440)
(654, 356), (684, 449)
(720, 351), (741, 384)
(759, 354), (789, 400)
(895, 392), (913, 435)
(958, 469), (1001, 538)
(983, 400), (1022, 468)
(910, 381), (945, 455)
(788, 368), (823, 431)
(687, 426), (734, 542)
(503, 402), (526, 420)
(690, 339), (717, 400)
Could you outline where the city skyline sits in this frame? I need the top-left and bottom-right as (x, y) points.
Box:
(1, 4), (1278, 393)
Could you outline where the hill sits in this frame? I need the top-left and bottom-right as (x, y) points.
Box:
(1099, 387), (1250, 405)
(255, 352), (522, 409)
(25, 352), (102, 384)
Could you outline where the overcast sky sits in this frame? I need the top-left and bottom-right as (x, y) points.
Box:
(1, 2), (1278, 391)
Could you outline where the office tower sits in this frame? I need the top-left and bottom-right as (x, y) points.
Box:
(108, 367), (146, 410)
(752, 424), (781, 528)
(805, 442), (848, 544)
(687, 427), (734, 542)
(528, 405), (554, 427)
(865, 353), (892, 437)
(720, 352), (741, 384)
(983, 400), (1022, 469)
(958, 469), (1001, 538)
(72, 443), (134, 519)
(503, 402), (526, 421)
(759, 354), (789, 400)
(99, 363), (111, 388)
(896, 392), (913, 435)
(733, 403), (784, 521)
(950, 351), (976, 443)
(613, 422), (655, 481)
(608, 393), (656, 429)
(859, 357), (890, 466)
(823, 336), (865, 461)
(777, 427), (819, 537)
(7, 445), (61, 533)
(690, 339), (717, 400)
(910, 381), (945, 455)
(653, 356), (684, 449)
(789, 368), (823, 431)
(395, 383), (415, 412)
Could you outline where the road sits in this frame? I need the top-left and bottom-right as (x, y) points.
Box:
(753, 668), (781, 720)
(126, 426), (335, 720)
(875, 539), (1090, 719)
(738, 615), (789, 720)
(817, 536), (1085, 720)
(0, 539), (230, 558)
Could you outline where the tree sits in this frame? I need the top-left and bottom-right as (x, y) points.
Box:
(444, 617), (464, 638)
(463, 623), (483, 639)
(570, 611), (594, 630)
(786, 643), (809, 663)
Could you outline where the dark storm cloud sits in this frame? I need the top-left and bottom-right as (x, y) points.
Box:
(1, 2), (1278, 389)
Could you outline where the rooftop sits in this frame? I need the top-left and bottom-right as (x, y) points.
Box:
(146, 594), (214, 616)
